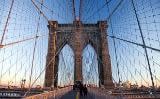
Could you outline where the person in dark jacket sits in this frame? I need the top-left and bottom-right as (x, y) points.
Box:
(79, 83), (83, 96)
(83, 84), (88, 96)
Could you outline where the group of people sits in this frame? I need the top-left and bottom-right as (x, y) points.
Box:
(79, 84), (88, 96)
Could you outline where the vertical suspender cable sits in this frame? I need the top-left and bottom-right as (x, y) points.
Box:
(79, 0), (83, 20)
(106, 0), (124, 97)
(28, 0), (44, 88)
(106, 0), (121, 84)
(28, 36), (38, 88)
(24, 40), (66, 96)
(72, 0), (76, 20)
(0, 0), (14, 85)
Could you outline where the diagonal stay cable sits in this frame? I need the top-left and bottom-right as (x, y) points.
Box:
(107, 0), (124, 20)
(33, 0), (67, 20)
(116, 47), (138, 84)
(131, 0), (155, 91)
(107, 35), (160, 53)
(106, 0), (121, 83)
(24, 40), (67, 96)
(141, 64), (160, 83)
(0, 34), (47, 49)
(83, 0), (112, 22)
(30, 0), (48, 21)
(124, 42), (160, 83)
(0, 0), (15, 45)
(118, 42), (157, 87)
(124, 40), (160, 69)
(118, 46), (150, 86)
(83, 0), (123, 22)
(112, 35), (160, 86)
(117, 43), (147, 85)
(29, 0), (44, 88)
(60, 49), (70, 85)
(0, 48), (27, 79)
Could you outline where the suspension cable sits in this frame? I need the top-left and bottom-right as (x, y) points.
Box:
(24, 40), (67, 96)
(131, 0), (155, 90)
(30, 0), (48, 21)
(119, 43), (150, 86)
(108, 35), (160, 53)
(33, 0), (67, 20)
(0, 35), (47, 49)
(107, 0), (124, 20)
(0, 0), (15, 44)
(79, 0), (83, 20)
(29, 0), (44, 89)
(116, 37), (160, 85)
(127, 43), (160, 83)
(72, 0), (76, 20)
(106, 0), (121, 84)
(117, 42), (150, 86)
(83, 0), (112, 22)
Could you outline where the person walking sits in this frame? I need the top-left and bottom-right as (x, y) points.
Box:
(83, 84), (88, 96)
(79, 83), (83, 96)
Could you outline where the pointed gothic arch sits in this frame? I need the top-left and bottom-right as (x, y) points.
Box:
(57, 44), (74, 87)
(82, 44), (99, 86)
(45, 20), (114, 89)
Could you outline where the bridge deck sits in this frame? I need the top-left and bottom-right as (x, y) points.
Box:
(60, 90), (95, 99)
(24, 87), (160, 99)
(60, 90), (116, 99)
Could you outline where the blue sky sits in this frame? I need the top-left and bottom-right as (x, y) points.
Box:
(0, 0), (160, 88)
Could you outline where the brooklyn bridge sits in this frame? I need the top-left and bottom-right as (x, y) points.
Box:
(0, 0), (160, 98)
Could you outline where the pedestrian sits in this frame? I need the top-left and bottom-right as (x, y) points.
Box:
(83, 84), (88, 96)
(79, 83), (83, 96)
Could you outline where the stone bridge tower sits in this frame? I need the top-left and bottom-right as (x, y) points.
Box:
(44, 20), (114, 89)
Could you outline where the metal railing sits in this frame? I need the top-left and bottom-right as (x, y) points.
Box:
(25, 86), (72, 99)
(88, 87), (121, 99)
(89, 87), (160, 99)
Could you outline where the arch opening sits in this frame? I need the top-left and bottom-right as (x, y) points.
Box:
(82, 44), (99, 87)
(57, 44), (74, 87)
